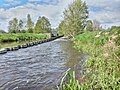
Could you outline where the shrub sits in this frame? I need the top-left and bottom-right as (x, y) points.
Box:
(20, 30), (26, 33)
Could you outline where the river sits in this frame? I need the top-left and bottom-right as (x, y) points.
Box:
(0, 38), (85, 90)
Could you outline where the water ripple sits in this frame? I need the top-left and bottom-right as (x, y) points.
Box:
(0, 39), (82, 90)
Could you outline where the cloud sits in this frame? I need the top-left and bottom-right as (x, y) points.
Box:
(28, 0), (59, 5)
(0, 0), (73, 31)
(0, 8), (10, 21)
(28, 0), (49, 2)
(0, 16), (9, 21)
(1, 0), (21, 8)
(0, 0), (120, 31)
(84, 0), (120, 27)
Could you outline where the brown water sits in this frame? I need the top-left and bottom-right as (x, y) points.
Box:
(0, 38), (85, 90)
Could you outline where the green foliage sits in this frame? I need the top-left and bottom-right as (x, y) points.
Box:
(26, 14), (34, 30)
(84, 54), (120, 90)
(108, 26), (120, 35)
(115, 35), (120, 45)
(28, 28), (33, 33)
(74, 31), (97, 43)
(34, 16), (42, 33)
(58, 68), (86, 90)
(74, 31), (109, 46)
(85, 20), (93, 31)
(57, 21), (65, 35)
(58, 0), (88, 37)
(0, 33), (47, 42)
(8, 18), (19, 33)
(9, 30), (17, 33)
(20, 30), (26, 33)
(60, 28), (120, 90)
(7, 14), (52, 34)
(74, 31), (120, 89)
(40, 16), (51, 33)
(8, 18), (24, 33)
(115, 49), (120, 58)
(19, 19), (23, 30)
(34, 16), (51, 33)
(109, 26), (120, 45)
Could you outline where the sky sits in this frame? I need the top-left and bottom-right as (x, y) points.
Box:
(0, 0), (120, 31)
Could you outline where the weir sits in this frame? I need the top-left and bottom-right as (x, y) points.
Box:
(0, 35), (64, 54)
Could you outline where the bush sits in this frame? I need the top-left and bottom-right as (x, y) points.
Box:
(20, 30), (26, 33)
(28, 28), (33, 33)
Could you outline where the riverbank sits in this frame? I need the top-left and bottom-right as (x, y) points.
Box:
(0, 33), (48, 49)
(0, 35), (64, 54)
(0, 33), (47, 43)
(59, 29), (120, 89)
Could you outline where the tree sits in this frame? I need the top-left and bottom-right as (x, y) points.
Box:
(41, 16), (51, 33)
(18, 19), (23, 31)
(57, 20), (65, 35)
(8, 20), (13, 33)
(34, 16), (51, 33)
(20, 30), (26, 33)
(85, 20), (93, 31)
(8, 18), (18, 33)
(59, 0), (88, 37)
(26, 14), (34, 32)
(13, 18), (18, 32)
(34, 16), (42, 33)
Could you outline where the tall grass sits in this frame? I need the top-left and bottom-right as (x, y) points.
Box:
(58, 68), (87, 90)
(58, 30), (120, 90)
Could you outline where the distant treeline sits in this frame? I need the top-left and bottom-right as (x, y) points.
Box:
(8, 14), (51, 33)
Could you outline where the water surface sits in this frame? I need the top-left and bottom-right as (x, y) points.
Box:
(0, 38), (83, 90)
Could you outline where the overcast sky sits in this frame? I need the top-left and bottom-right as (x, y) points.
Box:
(0, 0), (120, 31)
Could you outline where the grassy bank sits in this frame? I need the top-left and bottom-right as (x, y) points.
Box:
(59, 30), (120, 90)
(0, 33), (47, 43)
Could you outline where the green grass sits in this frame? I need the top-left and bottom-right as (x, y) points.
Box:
(58, 29), (120, 90)
(58, 68), (89, 90)
(73, 31), (109, 45)
(0, 33), (47, 42)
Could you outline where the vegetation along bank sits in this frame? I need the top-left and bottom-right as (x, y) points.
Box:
(57, 0), (120, 89)
(0, 33), (47, 43)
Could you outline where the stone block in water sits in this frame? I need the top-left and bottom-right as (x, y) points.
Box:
(0, 48), (7, 54)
